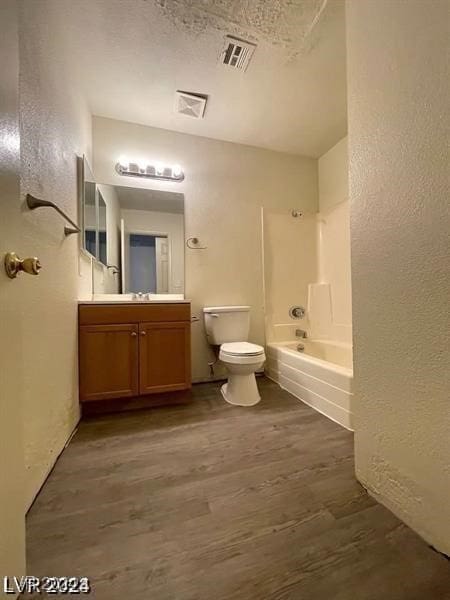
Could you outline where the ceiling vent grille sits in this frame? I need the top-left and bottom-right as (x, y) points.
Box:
(220, 36), (256, 71)
(175, 91), (208, 119)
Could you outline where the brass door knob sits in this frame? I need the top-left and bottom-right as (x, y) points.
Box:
(141, 330), (146, 336)
(131, 332), (137, 337)
(4, 252), (42, 279)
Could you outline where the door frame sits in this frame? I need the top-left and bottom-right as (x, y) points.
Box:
(126, 228), (172, 293)
(0, 0), (26, 587)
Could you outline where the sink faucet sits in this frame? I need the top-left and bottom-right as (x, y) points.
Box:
(295, 329), (307, 339)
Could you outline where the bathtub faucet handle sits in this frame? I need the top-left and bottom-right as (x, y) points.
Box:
(295, 329), (307, 339)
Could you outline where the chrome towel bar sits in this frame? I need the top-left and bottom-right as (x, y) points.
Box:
(26, 194), (81, 236)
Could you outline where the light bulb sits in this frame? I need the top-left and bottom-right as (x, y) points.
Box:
(137, 159), (148, 172)
(154, 162), (164, 175)
(172, 164), (182, 177)
(118, 155), (128, 169)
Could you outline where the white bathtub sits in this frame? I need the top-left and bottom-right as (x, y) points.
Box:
(266, 340), (354, 430)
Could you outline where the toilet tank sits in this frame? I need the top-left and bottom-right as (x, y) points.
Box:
(203, 306), (250, 345)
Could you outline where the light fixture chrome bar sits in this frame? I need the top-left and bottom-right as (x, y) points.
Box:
(115, 162), (184, 182)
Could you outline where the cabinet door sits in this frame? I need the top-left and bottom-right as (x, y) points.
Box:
(79, 324), (139, 402)
(139, 322), (191, 394)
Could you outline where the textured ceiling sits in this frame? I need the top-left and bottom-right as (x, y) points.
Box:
(55, 0), (347, 157)
(154, 0), (329, 60)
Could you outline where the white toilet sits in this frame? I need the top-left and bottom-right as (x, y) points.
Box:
(203, 306), (265, 406)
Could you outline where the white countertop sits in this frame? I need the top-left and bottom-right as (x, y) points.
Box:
(78, 299), (191, 304)
(79, 293), (190, 304)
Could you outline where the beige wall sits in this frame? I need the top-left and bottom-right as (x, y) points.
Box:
(19, 0), (92, 509)
(93, 116), (318, 380)
(347, 0), (450, 553)
(316, 137), (352, 343)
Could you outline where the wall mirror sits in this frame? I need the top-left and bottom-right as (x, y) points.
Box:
(82, 158), (97, 258)
(97, 186), (185, 296)
(80, 157), (185, 297)
(97, 190), (107, 266)
(110, 185), (184, 295)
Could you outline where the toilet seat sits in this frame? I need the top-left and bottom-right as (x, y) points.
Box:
(219, 342), (265, 366)
(220, 342), (264, 357)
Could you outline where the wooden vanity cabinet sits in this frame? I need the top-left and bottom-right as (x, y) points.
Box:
(78, 303), (191, 407)
(79, 323), (139, 401)
(139, 321), (191, 394)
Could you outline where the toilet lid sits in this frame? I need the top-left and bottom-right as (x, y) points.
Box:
(221, 342), (264, 356)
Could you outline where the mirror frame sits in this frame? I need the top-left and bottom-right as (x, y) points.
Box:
(79, 155), (108, 267)
(97, 188), (108, 267)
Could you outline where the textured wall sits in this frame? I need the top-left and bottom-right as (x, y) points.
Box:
(93, 116), (318, 381)
(318, 136), (348, 212)
(317, 137), (352, 341)
(19, 0), (92, 509)
(347, 0), (450, 553)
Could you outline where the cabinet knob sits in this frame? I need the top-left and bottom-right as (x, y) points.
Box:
(131, 332), (137, 337)
(141, 331), (146, 336)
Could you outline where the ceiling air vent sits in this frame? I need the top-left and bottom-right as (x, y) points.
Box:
(220, 35), (256, 71)
(175, 91), (208, 119)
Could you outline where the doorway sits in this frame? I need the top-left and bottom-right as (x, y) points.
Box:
(128, 233), (169, 294)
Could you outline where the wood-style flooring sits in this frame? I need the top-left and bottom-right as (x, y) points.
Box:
(25, 378), (450, 599)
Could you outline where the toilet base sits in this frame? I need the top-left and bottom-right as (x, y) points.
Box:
(221, 374), (261, 407)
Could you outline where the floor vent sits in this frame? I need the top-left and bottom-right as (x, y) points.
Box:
(175, 91), (208, 119)
(220, 35), (256, 71)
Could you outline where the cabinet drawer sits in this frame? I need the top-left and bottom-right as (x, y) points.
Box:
(79, 303), (190, 325)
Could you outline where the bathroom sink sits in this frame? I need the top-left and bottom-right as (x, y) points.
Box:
(147, 294), (185, 301)
(92, 294), (134, 302)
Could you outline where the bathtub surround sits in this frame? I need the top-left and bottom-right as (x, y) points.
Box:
(263, 136), (352, 427)
(264, 136), (351, 346)
(93, 116), (318, 381)
(263, 210), (318, 343)
(19, 0), (92, 509)
(262, 136), (351, 428)
(347, 0), (450, 554)
(313, 136), (351, 343)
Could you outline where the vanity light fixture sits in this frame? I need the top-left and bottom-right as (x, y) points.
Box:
(116, 157), (184, 182)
